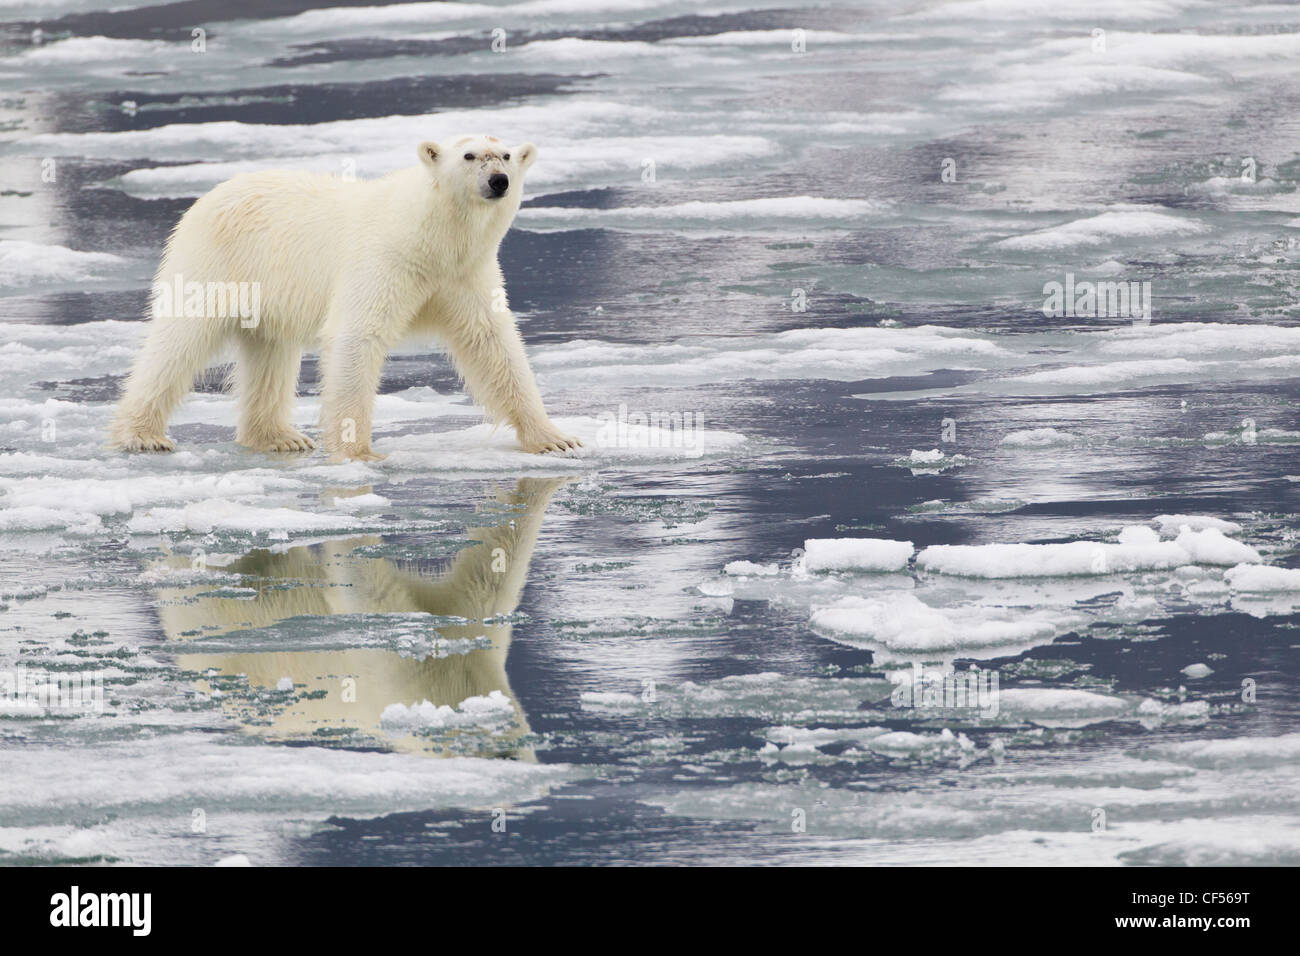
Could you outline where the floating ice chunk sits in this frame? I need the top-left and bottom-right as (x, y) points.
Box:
(759, 725), (975, 761)
(578, 691), (642, 712)
(380, 417), (746, 471)
(1225, 564), (1300, 592)
(330, 493), (391, 512)
(214, 854), (253, 867)
(810, 594), (1063, 651)
(0, 506), (102, 535)
(1141, 733), (1300, 769)
(1100, 322), (1300, 359)
(894, 448), (969, 472)
(1153, 514), (1242, 535)
(1203, 427), (1300, 444)
(1193, 175), (1286, 195)
(127, 499), (360, 535)
(994, 210), (1208, 250)
(0, 698), (45, 718)
(1014, 358), (1206, 387)
(802, 538), (914, 573)
(1117, 525), (1160, 546)
(1181, 663), (1213, 679)
(582, 673), (894, 723)
(995, 689), (1131, 724)
(999, 428), (1081, 447)
(1187, 578), (1230, 599)
(723, 560), (780, 576)
(2, 473), (302, 516)
(19, 35), (178, 67)
(914, 527), (1256, 577)
(379, 691), (514, 732)
(990, 689), (1206, 728)
(1173, 526), (1260, 565)
(1118, 819), (1300, 867)
(696, 578), (735, 597)
(0, 733), (577, 822)
(275, 677), (294, 692)
(868, 728), (975, 757)
(0, 239), (126, 290)
(531, 325), (1011, 388)
(916, 540), (1190, 577)
(1136, 698), (1210, 721)
(759, 726), (891, 761)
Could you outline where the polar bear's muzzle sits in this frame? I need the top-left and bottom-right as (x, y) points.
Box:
(484, 173), (510, 199)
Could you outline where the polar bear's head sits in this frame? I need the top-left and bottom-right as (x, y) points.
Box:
(418, 135), (537, 205)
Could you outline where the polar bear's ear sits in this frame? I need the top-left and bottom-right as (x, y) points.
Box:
(417, 141), (441, 170)
(515, 143), (537, 170)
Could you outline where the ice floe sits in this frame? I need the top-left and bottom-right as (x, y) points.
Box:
(915, 526), (1259, 578)
(994, 210), (1209, 251)
(704, 514), (1297, 662)
(380, 691), (516, 733)
(1225, 564), (1300, 592)
(0, 732), (581, 832)
(801, 537), (914, 573)
(0, 240), (129, 292)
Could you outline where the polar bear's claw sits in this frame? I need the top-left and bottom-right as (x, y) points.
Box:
(251, 431), (317, 454)
(118, 433), (175, 453)
(522, 432), (583, 455)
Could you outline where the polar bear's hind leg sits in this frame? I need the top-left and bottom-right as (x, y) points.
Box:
(111, 314), (230, 453)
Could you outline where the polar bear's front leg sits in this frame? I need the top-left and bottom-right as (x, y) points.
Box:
(319, 325), (394, 462)
(437, 300), (581, 455)
(234, 338), (316, 453)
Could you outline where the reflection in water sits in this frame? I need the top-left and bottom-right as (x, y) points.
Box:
(152, 478), (569, 760)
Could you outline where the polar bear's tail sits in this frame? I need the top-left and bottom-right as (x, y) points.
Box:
(110, 312), (229, 452)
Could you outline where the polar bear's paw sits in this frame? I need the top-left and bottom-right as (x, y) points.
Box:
(520, 427), (583, 455)
(247, 430), (317, 454)
(116, 432), (175, 453)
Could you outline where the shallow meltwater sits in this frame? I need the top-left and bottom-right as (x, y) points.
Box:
(2, 0), (1300, 866)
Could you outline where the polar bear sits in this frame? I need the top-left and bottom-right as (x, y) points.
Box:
(110, 135), (581, 461)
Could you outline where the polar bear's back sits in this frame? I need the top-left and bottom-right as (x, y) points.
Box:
(160, 169), (366, 342)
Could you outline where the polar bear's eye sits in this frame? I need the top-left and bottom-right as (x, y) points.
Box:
(463, 153), (475, 161)
(502, 153), (510, 161)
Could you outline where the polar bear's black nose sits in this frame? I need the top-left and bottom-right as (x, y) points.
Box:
(488, 173), (509, 196)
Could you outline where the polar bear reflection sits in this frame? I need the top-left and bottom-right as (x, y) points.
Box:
(156, 478), (566, 760)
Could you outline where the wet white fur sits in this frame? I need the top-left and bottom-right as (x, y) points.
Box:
(110, 135), (580, 460)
